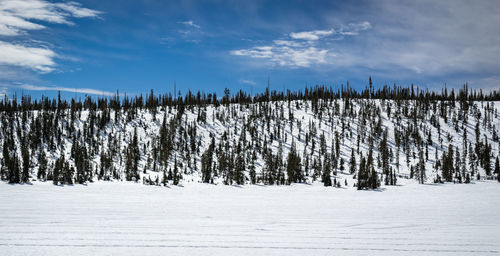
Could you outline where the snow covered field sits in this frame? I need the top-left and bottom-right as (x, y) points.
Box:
(1, 181), (499, 255)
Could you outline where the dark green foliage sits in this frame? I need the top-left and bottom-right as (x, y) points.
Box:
(286, 141), (302, 184)
(322, 158), (332, 187)
(379, 130), (390, 178)
(416, 146), (426, 184)
(357, 153), (380, 190)
(37, 150), (47, 181)
(349, 148), (356, 174)
(172, 158), (180, 185)
(357, 156), (367, 190)
(125, 128), (140, 182)
(441, 144), (454, 182)
(249, 160), (256, 184)
(234, 153), (245, 185)
(52, 162), (59, 185)
(201, 137), (215, 183)
(53, 155), (73, 185)
(3, 137), (20, 183)
(21, 141), (30, 183)
(9, 156), (21, 184)
(72, 141), (91, 184)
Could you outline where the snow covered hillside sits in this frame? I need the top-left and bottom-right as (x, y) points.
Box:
(1, 92), (499, 188)
(1, 88), (500, 254)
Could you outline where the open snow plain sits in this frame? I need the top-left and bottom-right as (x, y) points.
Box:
(1, 181), (499, 256)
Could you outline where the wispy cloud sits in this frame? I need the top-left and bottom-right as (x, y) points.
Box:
(231, 46), (328, 68)
(0, 41), (56, 72)
(0, 0), (100, 72)
(230, 21), (369, 68)
(231, 46), (273, 59)
(0, 0), (100, 36)
(17, 84), (115, 96)
(290, 29), (334, 40)
(289, 22), (370, 40)
(273, 40), (305, 47)
(53, 1), (101, 18)
(166, 20), (204, 44)
(177, 20), (200, 29)
(239, 79), (256, 85)
(337, 21), (371, 36)
(323, 1), (500, 79)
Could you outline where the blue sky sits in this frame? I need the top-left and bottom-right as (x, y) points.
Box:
(0, 0), (499, 99)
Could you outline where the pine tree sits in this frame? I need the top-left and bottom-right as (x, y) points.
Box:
(125, 149), (135, 181)
(322, 157), (332, 186)
(9, 156), (21, 184)
(249, 159), (256, 184)
(201, 138), (215, 183)
(173, 158), (180, 185)
(379, 129), (389, 177)
(416, 146), (426, 184)
(286, 140), (302, 183)
(368, 166), (379, 189)
(483, 139), (492, 176)
(357, 156), (367, 190)
(62, 161), (74, 185)
(21, 142), (30, 183)
(52, 162), (59, 185)
(349, 148), (356, 174)
(234, 153), (245, 185)
(442, 145), (454, 182)
(37, 150), (47, 181)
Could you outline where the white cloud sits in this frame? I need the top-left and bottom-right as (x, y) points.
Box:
(53, 1), (101, 18)
(0, 0), (100, 72)
(338, 21), (371, 35)
(0, 41), (56, 72)
(239, 79), (256, 85)
(290, 29), (334, 40)
(282, 47), (328, 67)
(0, 0), (100, 36)
(231, 45), (328, 68)
(178, 20), (200, 29)
(0, 14), (44, 35)
(18, 84), (115, 96)
(289, 22), (370, 40)
(314, 0), (500, 81)
(231, 22), (370, 68)
(273, 40), (305, 47)
(231, 46), (274, 59)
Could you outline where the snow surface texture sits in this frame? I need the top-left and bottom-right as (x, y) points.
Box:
(1, 181), (499, 256)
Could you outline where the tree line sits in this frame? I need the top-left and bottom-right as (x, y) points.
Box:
(1, 80), (499, 189)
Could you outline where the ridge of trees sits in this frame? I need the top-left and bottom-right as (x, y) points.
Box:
(1, 82), (498, 112)
(0, 79), (499, 189)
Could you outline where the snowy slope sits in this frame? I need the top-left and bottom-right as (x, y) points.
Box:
(0, 99), (499, 187)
